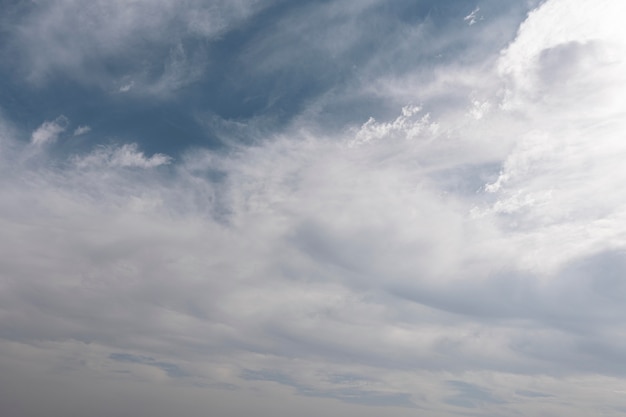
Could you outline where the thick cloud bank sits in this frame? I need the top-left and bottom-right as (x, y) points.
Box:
(2, 1), (626, 416)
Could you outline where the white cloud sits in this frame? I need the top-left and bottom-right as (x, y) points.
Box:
(73, 143), (172, 169)
(468, 99), (491, 120)
(351, 105), (439, 145)
(464, 7), (481, 26)
(476, 0), (626, 273)
(498, 0), (626, 110)
(73, 125), (91, 136)
(118, 81), (134, 93)
(30, 116), (69, 145)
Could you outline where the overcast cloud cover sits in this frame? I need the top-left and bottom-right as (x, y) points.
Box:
(2, 0), (626, 416)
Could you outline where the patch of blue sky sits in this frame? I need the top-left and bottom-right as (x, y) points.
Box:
(0, 0), (531, 159)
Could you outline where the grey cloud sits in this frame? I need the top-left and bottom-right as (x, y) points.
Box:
(306, 389), (416, 408)
(241, 369), (295, 385)
(109, 353), (189, 378)
(536, 41), (601, 85)
(391, 250), (626, 326)
(242, 369), (416, 408)
(4, 92), (626, 395)
(444, 380), (505, 408)
(5, 95), (626, 391)
(515, 389), (552, 398)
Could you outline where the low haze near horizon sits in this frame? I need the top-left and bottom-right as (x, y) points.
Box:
(2, 0), (626, 416)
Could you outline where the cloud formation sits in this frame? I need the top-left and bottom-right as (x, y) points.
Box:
(73, 125), (91, 136)
(2, 1), (626, 417)
(73, 143), (172, 169)
(30, 116), (68, 145)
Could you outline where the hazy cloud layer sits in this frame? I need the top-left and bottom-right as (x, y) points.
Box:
(2, 1), (626, 417)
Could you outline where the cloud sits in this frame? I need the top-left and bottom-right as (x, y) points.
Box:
(498, 0), (626, 110)
(230, 0), (524, 132)
(142, 42), (208, 98)
(3, 1), (626, 416)
(444, 380), (505, 408)
(474, 0), (626, 274)
(30, 116), (69, 145)
(241, 368), (416, 407)
(515, 389), (552, 398)
(351, 105), (439, 145)
(73, 125), (91, 136)
(3, 0), (269, 95)
(464, 7), (481, 26)
(72, 143), (172, 169)
(118, 81), (134, 93)
(109, 353), (189, 378)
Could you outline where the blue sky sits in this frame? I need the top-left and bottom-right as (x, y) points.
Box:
(2, 1), (626, 416)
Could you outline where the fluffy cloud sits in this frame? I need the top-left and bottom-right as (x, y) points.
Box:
(480, 0), (626, 273)
(498, 0), (626, 111)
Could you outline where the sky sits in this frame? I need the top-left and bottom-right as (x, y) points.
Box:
(1, 0), (626, 416)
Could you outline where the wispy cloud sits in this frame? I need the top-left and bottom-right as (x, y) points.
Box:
(118, 81), (134, 93)
(4, 0), (269, 96)
(73, 143), (172, 169)
(73, 125), (91, 136)
(444, 380), (505, 408)
(31, 116), (68, 145)
(464, 7), (481, 26)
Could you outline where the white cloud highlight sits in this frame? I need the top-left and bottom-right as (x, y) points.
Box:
(352, 105), (439, 145)
(30, 116), (69, 145)
(498, 0), (626, 110)
(118, 81), (134, 93)
(73, 125), (91, 136)
(464, 7), (481, 26)
(73, 143), (172, 169)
